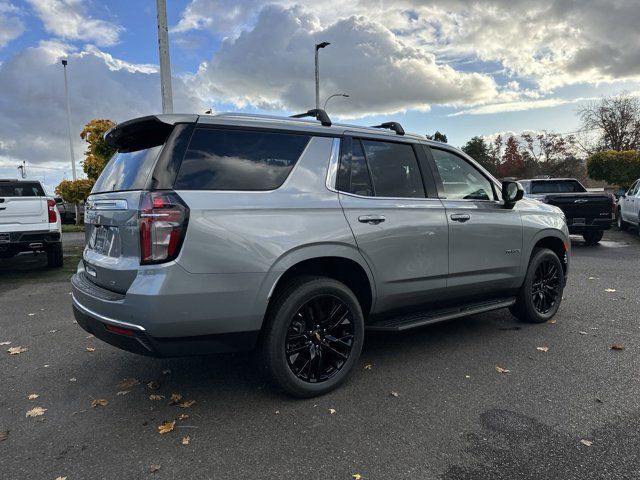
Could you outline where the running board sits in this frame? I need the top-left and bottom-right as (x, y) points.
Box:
(366, 298), (516, 332)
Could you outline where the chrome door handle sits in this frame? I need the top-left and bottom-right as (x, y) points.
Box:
(450, 213), (471, 222)
(358, 215), (386, 225)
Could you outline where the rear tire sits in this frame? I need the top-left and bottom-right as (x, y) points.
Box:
(260, 275), (364, 397)
(47, 242), (63, 268)
(617, 209), (627, 231)
(582, 230), (603, 246)
(510, 248), (564, 323)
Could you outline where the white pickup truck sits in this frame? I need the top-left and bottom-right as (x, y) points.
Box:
(0, 179), (63, 267)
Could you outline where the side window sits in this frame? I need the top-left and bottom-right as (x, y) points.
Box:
(430, 149), (495, 201)
(361, 140), (425, 198)
(628, 181), (639, 196)
(174, 129), (310, 191)
(336, 139), (373, 196)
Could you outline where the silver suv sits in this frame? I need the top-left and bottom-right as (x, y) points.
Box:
(71, 110), (570, 397)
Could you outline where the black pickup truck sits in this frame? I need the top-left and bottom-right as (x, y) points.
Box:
(519, 178), (615, 245)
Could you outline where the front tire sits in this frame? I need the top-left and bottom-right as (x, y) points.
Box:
(617, 209), (627, 230)
(510, 248), (564, 323)
(260, 275), (364, 397)
(47, 242), (63, 268)
(582, 230), (603, 246)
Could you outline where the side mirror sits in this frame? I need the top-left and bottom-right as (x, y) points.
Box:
(502, 181), (524, 207)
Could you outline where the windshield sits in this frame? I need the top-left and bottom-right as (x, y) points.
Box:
(531, 180), (586, 194)
(0, 181), (45, 197)
(92, 146), (162, 193)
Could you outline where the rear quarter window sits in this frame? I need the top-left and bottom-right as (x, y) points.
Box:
(92, 146), (162, 193)
(174, 129), (311, 191)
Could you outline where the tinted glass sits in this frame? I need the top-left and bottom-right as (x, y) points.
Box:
(0, 182), (45, 196)
(628, 181), (639, 196)
(92, 146), (162, 193)
(530, 180), (587, 194)
(431, 149), (494, 200)
(175, 129), (310, 191)
(362, 140), (425, 198)
(336, 139), (373, 196)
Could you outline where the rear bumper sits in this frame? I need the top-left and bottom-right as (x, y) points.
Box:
(567, 217), (613, 233)
(73, 296), (259, 357)
(0, 230), (60, 255)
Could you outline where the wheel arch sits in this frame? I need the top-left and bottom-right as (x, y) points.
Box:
(529, 232), (568, 275)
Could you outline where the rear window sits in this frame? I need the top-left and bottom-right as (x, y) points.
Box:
(174, 129), (311, 191)
(531, 180), (586, 194)
(92, 146), (162, 193)
(0, 181), (45, 197)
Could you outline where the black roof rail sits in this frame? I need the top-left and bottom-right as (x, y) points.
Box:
(290, 109), (332, 126)
(371, 121), (405, 136)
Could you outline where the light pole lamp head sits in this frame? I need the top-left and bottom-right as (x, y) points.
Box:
(315, 42), (330, 50)
(61, 59), (68, 66)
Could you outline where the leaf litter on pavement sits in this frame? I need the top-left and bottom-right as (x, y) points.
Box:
(25, 407), (46, 417)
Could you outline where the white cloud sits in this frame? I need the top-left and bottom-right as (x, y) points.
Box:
(27, 0), (123, 47)
(0, 43), (205, 193)
(0, 2), (25, 48)
(187, 5), (499, 117)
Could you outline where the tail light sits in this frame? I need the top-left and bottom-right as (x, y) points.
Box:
(47, 199), (57, 223)
(138, 191), (189, 265)
(609, 193), (616, 215)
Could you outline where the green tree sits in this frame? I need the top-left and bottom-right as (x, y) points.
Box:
(587, 150), (640, 187)
(426, 131), (448, 143)
(80, 119), (116, 181)
(462, 136), (495, 173)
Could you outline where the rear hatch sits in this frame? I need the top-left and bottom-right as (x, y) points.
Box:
(83, 115), (194, 294)
(0, 181), (48, 229)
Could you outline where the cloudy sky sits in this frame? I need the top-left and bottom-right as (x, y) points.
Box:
(1, 0), (639, 193)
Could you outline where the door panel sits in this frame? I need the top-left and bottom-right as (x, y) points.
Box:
(340, 194), (449, 311)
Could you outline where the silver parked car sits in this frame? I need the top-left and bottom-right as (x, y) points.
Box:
(71, 110), (570, 397)
(617, 178), (640, 234)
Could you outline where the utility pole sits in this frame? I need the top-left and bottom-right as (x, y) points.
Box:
(61, 60), (77, 181)
(156, 0), (173, 113)
(62, 59), (80, 224)
(315, 42), (330, 110)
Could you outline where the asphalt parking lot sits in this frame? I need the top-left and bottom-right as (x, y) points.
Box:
(1, 229), (640, 479)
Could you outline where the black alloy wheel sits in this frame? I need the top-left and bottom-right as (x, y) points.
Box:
(285, 294), (354, 383)
(531, 258), (561, 315)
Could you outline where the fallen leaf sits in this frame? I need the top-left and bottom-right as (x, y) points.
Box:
(162, 369), (171, 375)
(548, 318), (557, 324)
(0, 430), (8, 442)
(177, 400), (196, 408)
(49, 330), (57, 333)
(0, 341), (10, 346)
(178, 414), (189, 420)
(69, 377), (77, 382)
(91, 399), (109, 408)
(604, 288), (616, 293)
(27, 394), (39, 400)
(580, 439), (593, 447)
(353, 475), (362, 480)
(578, 331), (588, 335)
(54, 477), (67, 480)
(182, 436), (190, 445)
(149, 394), (165, 401)
(364, 364), (372, 370)
(150, 464), (161, 473)
(86, 347), (95, 352)
(610, 344), (625, 350)
(85, 334), (94, 339)
(588, 276), (595, 280)
(495, 366), (510, 374)
(328, 408), (336, 414)
(390, 391), (399, 397)
(169, 393), (183, 405)
(147, 381), (160, 390)
(25, 406), (46, 417)
(465, 375), (471, 379)
(158, 420), (176, 434)
(117, 391), (130, 396)
(536, 346), (549, 352)
(7, 346), (27, 355)
(117, 378), (140, 389)
(275, 410), (280, 414)
(27, 313), (35, 316)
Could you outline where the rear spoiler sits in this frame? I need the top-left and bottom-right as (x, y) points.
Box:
(104, 114), (197, 152)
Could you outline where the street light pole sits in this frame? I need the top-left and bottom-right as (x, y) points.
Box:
(61, 60), (77, 181)
(156, 0), (173, 113)
(315, 42), (330, 110)
(323, 93), (349, 111)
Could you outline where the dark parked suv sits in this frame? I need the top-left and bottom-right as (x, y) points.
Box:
(71, 111), (570, 397)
